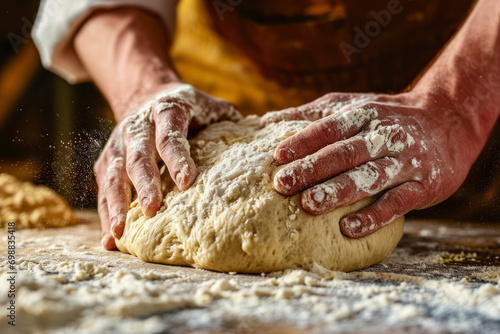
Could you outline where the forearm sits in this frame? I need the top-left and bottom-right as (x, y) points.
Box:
(74, 8), (181, 122)
(413, 0), (500, 155)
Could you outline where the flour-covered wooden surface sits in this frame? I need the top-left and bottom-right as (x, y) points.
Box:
(0, 211), (499, 334)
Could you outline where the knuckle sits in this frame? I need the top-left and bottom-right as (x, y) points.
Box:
(317, 117), (341, 140)
(407, 182), (428, 207)
(156, 136), (175, 157)
(386, 124), (406, 141)
(124, 114), (150, 135)
(321, 92), (346, 103)
(262, 110), (279, 122)
(217, 99), (235, 110)
(335, 141), (358, 167)
(126, 151), (146, 173)
(105, 173), (120, 191)
(104, 159), (125, 188)
(370, 209), (385, 227)
(103, 135), (126, 159)
(353, 103), (381, 121)
(107, 143), (123, 158)
(323, 92), (338, 100)
(358, 102), (379, 110)
(386, 190), (408, 214)
(281, 107), (295, 116)
(284, 107), (304, 121)
(370, 160), (388, 175)
(98, 195), (108, 208)
(155, 97), (192, 118)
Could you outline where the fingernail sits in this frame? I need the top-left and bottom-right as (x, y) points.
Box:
(141, 196), (160, 217)
(302, 188), (326, 212)
(101, 233), (114, 249)
(176, 173), (184, 186)
(275, 147), (293, 162)
(111, 222), (124, 239)
(142, 196), (151, 210)
(111, 215), (126, 239)
(340, 218), (363, 237)
(176, 171), (190, 190)
(274, 169), (296, 194)
(311, 188), (326, 205)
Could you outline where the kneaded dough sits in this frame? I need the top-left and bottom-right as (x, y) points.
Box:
(0, 173), (78, 229)
(116, 116), (404, 273)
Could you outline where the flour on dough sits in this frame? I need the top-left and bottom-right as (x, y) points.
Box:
(0, 173), (78, 229)
(116, 116), (404, 273)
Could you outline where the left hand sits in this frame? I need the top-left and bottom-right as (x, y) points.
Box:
(94, 83), (242, 249)
(261, 91), (476, 238)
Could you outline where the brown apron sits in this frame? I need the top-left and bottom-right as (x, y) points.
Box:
(171, 0), (499, 221)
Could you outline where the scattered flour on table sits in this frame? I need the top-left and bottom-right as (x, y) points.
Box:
(1, 257), (499, 334)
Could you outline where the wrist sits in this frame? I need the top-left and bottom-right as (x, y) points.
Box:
(74, 7), (181, 122)
(411, 68), (499, 137)
(109, 62), (182, 122)
(408, 80), (492, 166)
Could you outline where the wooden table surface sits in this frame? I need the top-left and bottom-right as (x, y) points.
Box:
(1, 211), (499, 333)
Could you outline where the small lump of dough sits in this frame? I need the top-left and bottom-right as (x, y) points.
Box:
(0, 173), (78, 229)
(116, 116), (404, 273)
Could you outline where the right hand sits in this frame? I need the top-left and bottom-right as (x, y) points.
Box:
(94, 83), (242, 249)
(260, 90), (488, 239)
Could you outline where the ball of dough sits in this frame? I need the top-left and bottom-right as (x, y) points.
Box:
(116, 116), (403, 273)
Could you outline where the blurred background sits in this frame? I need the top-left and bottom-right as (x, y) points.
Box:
(0, 0), (498, 220)
(0, 1), (115, 210)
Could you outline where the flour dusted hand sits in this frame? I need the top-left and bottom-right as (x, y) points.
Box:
(95, 83), (241, 249)
(261, 92), (477, 238)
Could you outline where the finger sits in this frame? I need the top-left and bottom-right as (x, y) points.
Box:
(260, 106), (322, 128)
(274, 123), (415, 195)
(340, 182), (425, 238)
(260, 93), (366, 127)
(198, 94), (243, 124)
(274, 137), (372, 195)
(153, 102), (197, 191)
(157, 85), (242, 130)
(104, 157), (132, 239)
(301, 157), (405, 215)
(274, 107), (378, 164)
(124, 122), (163, 218)
(97, 190), (116, 250)
(95, 154), (116, 249)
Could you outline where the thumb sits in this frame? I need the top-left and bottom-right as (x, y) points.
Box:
(260, 92), (365, 128)
(260, 104), (321, 128)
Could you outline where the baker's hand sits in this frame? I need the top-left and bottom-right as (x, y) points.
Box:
(261, 92), (474, 238)
(95, 83), (241, 249)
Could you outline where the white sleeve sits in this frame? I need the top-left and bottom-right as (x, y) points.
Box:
(32, 0), (178, 84)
